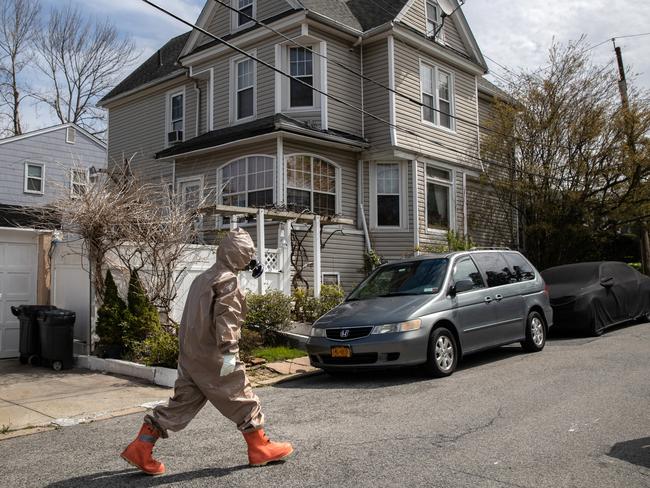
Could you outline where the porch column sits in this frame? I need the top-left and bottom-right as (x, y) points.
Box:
(230, 215), (238, 230)
(313, 215), (321, 298)
(257, 208), (265, 294)
(280, 220), (292, 295)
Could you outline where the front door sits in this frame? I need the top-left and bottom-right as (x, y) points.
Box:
(450, 257), (498, 353)
(0, 230), (38, 358)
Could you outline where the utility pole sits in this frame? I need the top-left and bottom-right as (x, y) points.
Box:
(613, 40), (650, 274)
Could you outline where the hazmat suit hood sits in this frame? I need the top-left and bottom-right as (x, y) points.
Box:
(216, 228), (257, 273)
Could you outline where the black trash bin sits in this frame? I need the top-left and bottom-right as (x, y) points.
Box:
(10, 305), (58, 365)
(38, 310), (76, 371)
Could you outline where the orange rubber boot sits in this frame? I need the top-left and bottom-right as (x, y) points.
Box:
(243, 429), (294, 466)
(121, 423), (166, 475)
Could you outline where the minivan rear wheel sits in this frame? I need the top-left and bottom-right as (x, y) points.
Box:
(521, 311), (546, 352)
(423, 327), (458, 378)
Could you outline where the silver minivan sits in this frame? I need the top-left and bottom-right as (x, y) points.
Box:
(306, 250), (553, 377)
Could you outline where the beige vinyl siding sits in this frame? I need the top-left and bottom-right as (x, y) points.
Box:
(308, 27), (362, 137)
(467, 175), (515, 247)
(214, 57), (229, 129)
(283, 140), (359, 221)
(392, 40), (480, 170)
(200, 0), (294, 46)
(291, 227), (366, 293)
(362, 40), (391, 149)
(257, 44), (276, 119)
(185, 83), (198, 141)
(399, 0), (470, 58)
(107, 77), (192, 185)
(478, 94), (496, 146)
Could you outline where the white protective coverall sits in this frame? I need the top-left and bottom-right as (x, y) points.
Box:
(146, 228), (264, 436)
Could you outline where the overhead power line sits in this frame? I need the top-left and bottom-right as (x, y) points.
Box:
(139, 0), (610, 185)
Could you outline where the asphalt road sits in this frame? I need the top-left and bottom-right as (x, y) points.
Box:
(2, 323), (649, 488)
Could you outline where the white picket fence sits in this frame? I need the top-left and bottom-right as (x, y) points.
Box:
(50, 241), (286, 348)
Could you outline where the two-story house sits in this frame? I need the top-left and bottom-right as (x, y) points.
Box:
(99, 0), (512, 294)
(0, 123), (107, 358)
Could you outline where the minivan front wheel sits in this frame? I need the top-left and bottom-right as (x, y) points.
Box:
(424, 327), (458, 377)
(521, 311), (546, 352)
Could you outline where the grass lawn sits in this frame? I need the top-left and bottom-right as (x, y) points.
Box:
(250, 346), (306, 362)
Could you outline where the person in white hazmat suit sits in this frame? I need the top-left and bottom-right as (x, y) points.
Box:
(121, 228), (293, 475)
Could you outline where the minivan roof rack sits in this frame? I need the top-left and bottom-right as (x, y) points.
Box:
(469, 246), (512, 251)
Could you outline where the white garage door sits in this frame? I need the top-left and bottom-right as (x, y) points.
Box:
(0, 229), (38, 358)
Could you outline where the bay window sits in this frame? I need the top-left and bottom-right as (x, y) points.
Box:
(376, 163), (401, 227)
(420, 62), (454, 130)
(220, 156), (274, 208)
(286, 155), (337, 216)
(426, 165), (452, 230)
(289, 47), (314, 108)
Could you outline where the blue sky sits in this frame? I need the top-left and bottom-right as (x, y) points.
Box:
(21, 0), (650, 131)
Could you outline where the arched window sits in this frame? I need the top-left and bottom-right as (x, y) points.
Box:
(219, 155), (274, 207)
(286, 155), (337, 216)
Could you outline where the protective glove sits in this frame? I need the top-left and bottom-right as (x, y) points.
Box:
(220, 354), (237, 376)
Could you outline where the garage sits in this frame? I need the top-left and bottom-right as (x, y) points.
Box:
(0, 228), (38, 358)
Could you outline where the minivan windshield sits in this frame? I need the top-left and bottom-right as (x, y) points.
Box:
(348, 258), (448, 301)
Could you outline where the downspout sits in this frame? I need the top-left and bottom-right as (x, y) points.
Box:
(193, 80), (200, 137)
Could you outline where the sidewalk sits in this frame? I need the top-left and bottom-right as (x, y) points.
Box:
(0, 360), (170, 440)
(0, 355), (320, 440)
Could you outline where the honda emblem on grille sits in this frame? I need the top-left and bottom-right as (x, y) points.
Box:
(340, 329), (350, 338)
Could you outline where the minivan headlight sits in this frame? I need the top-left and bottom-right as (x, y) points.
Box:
(310, 327), (326, 337)
(371, 319), (421, 334)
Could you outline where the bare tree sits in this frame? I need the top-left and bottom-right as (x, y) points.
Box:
(35, 4), (137, 135)
(38, 157), (205, 319)
(0, 0), (40, 136)
(482, 39), (650, 269)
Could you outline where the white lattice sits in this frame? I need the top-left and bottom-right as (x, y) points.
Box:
(264, 249), (280, 272)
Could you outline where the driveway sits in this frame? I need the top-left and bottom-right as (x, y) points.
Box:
(1, 323), (648, 487)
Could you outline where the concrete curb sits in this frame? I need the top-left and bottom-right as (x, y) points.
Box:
(74, 356), (177, 388)
(255, 369), (323, 387)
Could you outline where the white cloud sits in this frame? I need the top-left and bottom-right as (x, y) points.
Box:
(463, 0), (650, 90)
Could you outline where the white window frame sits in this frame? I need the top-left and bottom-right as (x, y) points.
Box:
(217, 155), (276, 207)
(285, 153), (341, 216)
(425, 0), (445, 42)
(70, 168), (89, 198)
(165, 87), (186, 147)
(230, 52), (257, 124)
(419, 60), (455, 132)
(24, 162), (44, 195)
(277, 40), (323, 114)
(65, 126), (76, 144)
(424, 163), (456, 233)
(177, 176), (204, 210)
(369, 161), (409, 231)
(231, 0), (256, 33)
(322, 272), (341, 286)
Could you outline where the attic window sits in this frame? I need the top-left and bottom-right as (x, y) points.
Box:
(66, 126), (76, 144)
(425, 0), (444, 41)
(236, 0), (254, 28)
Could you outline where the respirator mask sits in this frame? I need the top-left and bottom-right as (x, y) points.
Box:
(245, 259), (264, 278)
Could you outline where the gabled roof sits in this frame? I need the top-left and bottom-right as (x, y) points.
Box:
(106, 0), (486, 103)
(99, 31), (190, 105)
(156, 114), (367, 159)
(0, 123), (107, 149)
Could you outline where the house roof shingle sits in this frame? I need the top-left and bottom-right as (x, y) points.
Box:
(156, 114), (367, 159)
(99, 31), (190, 104)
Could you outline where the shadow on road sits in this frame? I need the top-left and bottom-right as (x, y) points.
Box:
(44, 465), (250, 487)
(608, 437), (650, 468)
(276, 345), (526, 390)
(547, 320), (648, 344)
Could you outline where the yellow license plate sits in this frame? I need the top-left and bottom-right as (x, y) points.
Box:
(331, 346), (351, 358)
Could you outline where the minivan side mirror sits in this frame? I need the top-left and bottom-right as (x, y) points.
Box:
(600, 276), (614, 288)
(450, 280), (475, 296)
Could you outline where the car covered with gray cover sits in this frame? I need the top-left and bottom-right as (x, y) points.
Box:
(307, 250), (553, 377)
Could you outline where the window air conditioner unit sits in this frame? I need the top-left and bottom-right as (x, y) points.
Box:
(167, 130), (183, 144)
